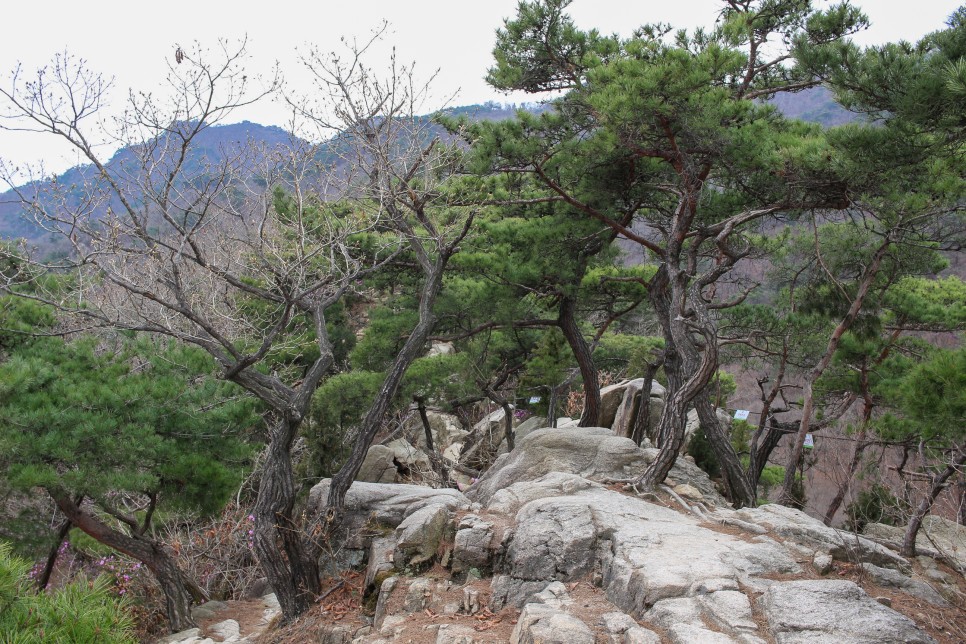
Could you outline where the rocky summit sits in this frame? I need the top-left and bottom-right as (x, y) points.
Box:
(161, 426), (961, 643)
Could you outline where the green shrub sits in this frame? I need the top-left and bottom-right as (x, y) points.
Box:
(844, 483), (905, 533)
(758, 465), (786, 502)
(0, 542), (136, 643)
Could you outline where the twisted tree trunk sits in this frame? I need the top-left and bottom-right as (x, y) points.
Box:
(251, 412), (322, 621)
(694, 392), (756, 507)
(50, 493), (199, 633)
(901, 448), (966, 557)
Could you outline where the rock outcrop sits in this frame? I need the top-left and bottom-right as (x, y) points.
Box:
(170, 424), (952, 643)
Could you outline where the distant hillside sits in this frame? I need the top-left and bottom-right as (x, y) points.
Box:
(0, 121), (298, 249)
(768, 86), (858, 127)
(0, 95), (851, 250)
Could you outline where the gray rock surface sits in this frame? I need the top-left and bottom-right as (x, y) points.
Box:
(385, 438), (434, 479)
(469, 427), (648, 505)
(724, 504), (908, 569)
(411, 411), (468, 453)
(761, 580), (936, 643)
(364, 535), (395, 591)
(864, 516), (966, 575)
(434, 623), (478, 644)
(307, 480), (469, 531)
(599, 612), (661, 644)
(489, 483), (799, 612)
(858, 563), (948, 606)
(510, 602), (595, 644)
(373, 576), (398, 629)
(393, 503), (453, 568)
(452, 514), (494, 573)
(609, 379), (664, 443)
(356, 444), (398, 484)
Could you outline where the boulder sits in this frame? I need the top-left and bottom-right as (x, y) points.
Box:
(208, 619), (240, 641)
(364, 535), (396, 591)
(496, 415), (547, 455)
(356, 444), (398, 483)
(452, 514), (495, 574)
(469, 427), (647, 505)
(394, 503), (453, 568)
(487, 472), (605, 516)
(386, 438), (434, 480)
(428, 341), (455, 356)
(598, 381), (631, 429)
(511, 602), (595, 644)
(488, 482), (800, 613)
(434, 624), (479, 644)
(599, 612), (660, 644)
(863, 516), (966, 575)
(761, 580), (935, 643)
(610, 379), (664, 442)
(474, 426), (729, 509)
(307, 480), (469, 551)
(858, 563), (948, 606)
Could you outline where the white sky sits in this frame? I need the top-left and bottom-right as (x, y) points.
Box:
(0, 0), (960, 179)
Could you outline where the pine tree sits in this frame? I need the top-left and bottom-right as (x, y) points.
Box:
(0, 308), (255, 632)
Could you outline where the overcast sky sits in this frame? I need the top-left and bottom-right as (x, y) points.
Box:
(0, 0), (960, 179)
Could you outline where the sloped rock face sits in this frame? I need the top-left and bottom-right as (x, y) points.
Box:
(761, 580), (935, 643)
(470, 427), (648, 505)
(294, 425), (944, 644)
(719, 504), (907, 570)
(307, 480), (470, 559)
(864, 515), (966, 575)
(411, 410), (469, 454)
(487, 479), (800, 614)
(470, 426), (728, 508)
(599, 379), (665, 442)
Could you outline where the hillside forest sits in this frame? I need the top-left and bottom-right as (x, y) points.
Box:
(0, 0), (964, 640)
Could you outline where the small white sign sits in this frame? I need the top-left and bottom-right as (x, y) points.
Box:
(734, 409), (750, 420)
(528, 396), (542, 404)
(804, 434), (815, 449)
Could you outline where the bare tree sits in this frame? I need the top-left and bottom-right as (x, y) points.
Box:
(0, 34), (473, 626)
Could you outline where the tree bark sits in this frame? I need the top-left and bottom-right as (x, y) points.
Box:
(415, 396), (452, 484)
(637, 267), (721, 490)
(251, 412), (321, 622)
(49, 493), (198, 633)
(901, 449), (966, 557)
(695, 392), (756, 507)
(326, 258), (447, 513)
(822, 432), (868, 526)
(559, 294), (600, 427)
(485, 387), (515, 452)
(631, 357), (661, 446)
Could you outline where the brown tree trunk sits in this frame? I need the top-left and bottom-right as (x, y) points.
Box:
(748, 417), (793, 491)
(559, 294), (600, 427)
(326, 259), (447, 512)
(415, 396), (452, 483)
(779, 239), (891, 505)
(252, 413), (322, 621)
(695, 392), (756, 508)
(638, 267), (721, 491)
(50, 493), (198, 633)
(822, 433), (868, 527)
(631, 358), (661, 446)
(901, 449), (966, 557)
